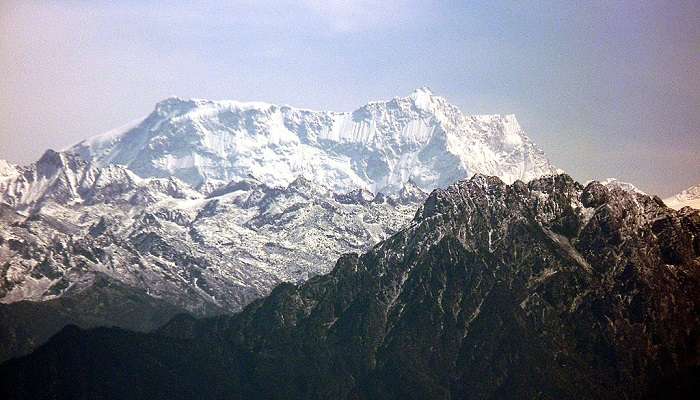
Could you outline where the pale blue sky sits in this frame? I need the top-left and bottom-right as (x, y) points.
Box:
(1, 0), (698, 196)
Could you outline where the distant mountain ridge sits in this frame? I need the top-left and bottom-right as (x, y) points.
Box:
(70, 87), (559, 194)
(599, 177), (646, 195)
(664, 183), (700, 210)
(0, 88), (560, 312)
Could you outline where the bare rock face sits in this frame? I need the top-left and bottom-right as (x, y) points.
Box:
(2, 174), (698, 399)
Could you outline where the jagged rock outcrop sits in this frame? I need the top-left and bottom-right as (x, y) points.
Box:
(2, 174), (697, 399)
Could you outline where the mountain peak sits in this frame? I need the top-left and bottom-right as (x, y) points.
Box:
(406, 86), (439, 110)
(37, 149), (63, 166)
(598, 178), (646, 195)
(153, 96), (201, 117)
(36, 149), (80, 178)
(664, 182), (700, 210)
(287, 175), (315, 190)
(0, 159), (18, 179)
(70, 90), (558, 193)
(409, 86), (434, 97)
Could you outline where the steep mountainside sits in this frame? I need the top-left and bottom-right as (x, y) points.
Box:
(3, 174), (697, 399)
(664, 183), (700, 210)
(71, 88), (558, 193)
(0, 152), (418, 313)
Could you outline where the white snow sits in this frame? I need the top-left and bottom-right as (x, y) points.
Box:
(77, 116), (148, 149)
(0, 159), (18, 179)
(598, 178), (646, 195)
(664, 183), (700, 210)
(69, 88), (558, 195)
(409, 87), (435, 111)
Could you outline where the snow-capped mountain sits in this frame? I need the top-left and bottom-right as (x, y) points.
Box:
(71, 87), (558, 194)
(0, 155), (419, 361)
(664, 183), (700, 210)
(0, 155), (418, 312)
(0, 88), (560, 360)
(598, 177), (646, 195)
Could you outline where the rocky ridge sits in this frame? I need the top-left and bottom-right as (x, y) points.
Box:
(2, 174), (698, 399)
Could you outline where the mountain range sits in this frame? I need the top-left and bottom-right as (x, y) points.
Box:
(0, 89), (697, 398)
(70, 87), (558, 194)
(0, 89), (558, 360)
(2, 174), (698, 399)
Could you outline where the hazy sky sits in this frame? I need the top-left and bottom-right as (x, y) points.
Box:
(1, 1), (698, 196)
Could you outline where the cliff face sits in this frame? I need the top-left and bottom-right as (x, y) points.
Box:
(2, 174), (699, 399)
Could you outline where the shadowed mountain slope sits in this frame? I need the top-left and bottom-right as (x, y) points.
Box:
(2, 174), (698, 399)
